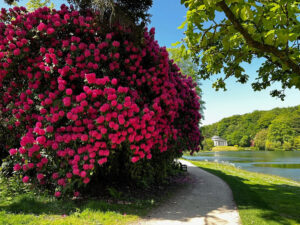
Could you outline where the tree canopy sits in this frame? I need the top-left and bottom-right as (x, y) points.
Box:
(25, 0), (54, 11)
(67, 0), (152, 27)
(180, 0), (300, 99)
(4, 0), (152, 28)
(168, 47), (199, 82)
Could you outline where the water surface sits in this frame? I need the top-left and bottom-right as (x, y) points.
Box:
(184, 151), (300, 181)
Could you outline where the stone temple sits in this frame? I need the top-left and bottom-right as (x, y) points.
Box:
(211, 136), (228, 146)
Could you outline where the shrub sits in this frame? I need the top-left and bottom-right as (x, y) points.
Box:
(254, 129), (268, 150)
(282, 141), (292, 151)
(202, 138), (214, 151)
(265, 140), (281, 151)
(294, 136), (300, 150)
(0, 5), (202, 197)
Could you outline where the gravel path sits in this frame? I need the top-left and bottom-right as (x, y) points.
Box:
(134, 160), (241, 225)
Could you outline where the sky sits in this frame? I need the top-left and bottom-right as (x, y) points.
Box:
(1, 0), (300, 125)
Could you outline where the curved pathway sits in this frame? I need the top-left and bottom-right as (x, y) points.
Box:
(135, 160), (241, 225)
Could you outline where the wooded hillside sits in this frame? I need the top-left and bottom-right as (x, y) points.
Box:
(202, 106), (300, 150)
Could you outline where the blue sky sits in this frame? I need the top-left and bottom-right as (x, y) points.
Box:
(149, 0), (300, 125)
(1, 0), (300, 125)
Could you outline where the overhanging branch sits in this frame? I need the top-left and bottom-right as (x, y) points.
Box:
(217, 0), (300, 76)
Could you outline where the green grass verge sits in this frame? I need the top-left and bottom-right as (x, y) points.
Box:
(189, 161), (300, 225)
(0, 194), (151, 225)
(0, 174), (186, 225)
(211, 146), (258, 151)
(183, 147), (257, 156)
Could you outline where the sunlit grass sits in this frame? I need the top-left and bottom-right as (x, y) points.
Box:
(0, 194), (148, 225)
(0, 170), (187, 225)
(189, 161), (300, 225)
(0, 176), (181, 225)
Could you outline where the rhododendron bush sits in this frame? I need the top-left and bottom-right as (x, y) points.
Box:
(0, 5), (202, 197)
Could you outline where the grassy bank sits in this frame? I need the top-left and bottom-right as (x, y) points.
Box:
(211, 146), (257, 151)
(0, 187), (149, 225)
(0, 173), (187, 225)
(183, 147), (253, 156)
(0, 196), (143, 225)
(189, 161), (300, 225)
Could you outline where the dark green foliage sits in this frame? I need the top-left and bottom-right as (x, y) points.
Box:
(83, 144), (182, 196)
(67, 0), (152, 27)
(110, 0), (152, 25)
(0, 122), (19, 165)
(239, 135), (250, 147)
(4, 0), (152, 28)
(268, 115), (296, 144)
(202, 105), (300, 150)
(3, 0), (14, 4)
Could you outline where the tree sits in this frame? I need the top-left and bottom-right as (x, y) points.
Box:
(168, 47), (205, 118)
(265, 140), (281, 151)
(67, 0), (152, 26)
(168, 47), (199, 82)
(4, 0), (152, 28)
(26, 0), (54, 11)
(227, 130), (242, 146)
(282, 141), (292, 151)
(294, 136), (300, 150)
(254, 129), (268, 150)
(180, 0), (300, 99)
(239, 135), (250, 147)
(203, 138), (214, 151)
(268, 115), (295, 144)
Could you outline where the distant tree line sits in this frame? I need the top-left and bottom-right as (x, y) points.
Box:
(202, 105), (300, 151)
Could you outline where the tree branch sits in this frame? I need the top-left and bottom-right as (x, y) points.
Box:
(217, 0), (300, 76)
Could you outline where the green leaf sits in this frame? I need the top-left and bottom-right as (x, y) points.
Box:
(197, 5), (206, 11)
(265, 30), (275, 38)
(222, 38), (230, 50)
(270, 5), (280, 12)
(240, 6), (252, 20)
(264, 30), (275, 44)
(171, 41), (181, 47)
(178, 21), (187, 29)
(289, 33), (297, 42)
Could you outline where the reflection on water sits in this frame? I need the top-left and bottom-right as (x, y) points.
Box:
(183, 151), (300, 181)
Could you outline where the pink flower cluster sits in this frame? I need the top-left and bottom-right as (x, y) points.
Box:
(0, 5), (202, 197)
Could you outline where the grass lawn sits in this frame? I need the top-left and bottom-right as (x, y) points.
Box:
(189, 161), (300, 225)
(0, 192), (151, 225)
(0, 174), (186, 225)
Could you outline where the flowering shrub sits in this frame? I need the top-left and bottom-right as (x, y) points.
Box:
(0, 5), (202, 197)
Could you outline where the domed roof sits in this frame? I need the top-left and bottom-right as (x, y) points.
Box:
(211, 136), (226, 141)
(211, 136), (220, 139)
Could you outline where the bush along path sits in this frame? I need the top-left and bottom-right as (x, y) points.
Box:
(136, 159), (241, 225)
(0, 5), (202, 198)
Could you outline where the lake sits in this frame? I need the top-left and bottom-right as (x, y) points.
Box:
(183, 151), (300, 182)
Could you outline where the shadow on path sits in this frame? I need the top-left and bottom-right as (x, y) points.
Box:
(136, 160), (241, 224)
(2, 160), (298, 225)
